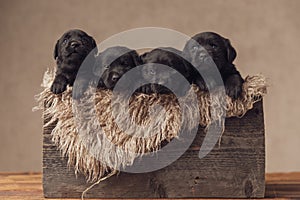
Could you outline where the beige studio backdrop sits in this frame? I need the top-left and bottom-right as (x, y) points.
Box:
(0, 0), (299, 172)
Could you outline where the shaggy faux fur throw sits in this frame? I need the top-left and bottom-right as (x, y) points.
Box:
(34, 69), (267, 183)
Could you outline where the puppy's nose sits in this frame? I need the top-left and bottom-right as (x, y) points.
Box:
(158, 80), (165, 85)
(199, 52), (207, 58)
(70, 41), (80, 48)
(111, 73), (120, 82)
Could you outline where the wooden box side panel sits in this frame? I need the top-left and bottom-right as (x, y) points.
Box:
(43, 101), (265, 198)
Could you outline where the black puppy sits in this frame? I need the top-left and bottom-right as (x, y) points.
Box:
(51, 29), (97, 98)
(93, 46), (141, 91)
(183, 32), (244, 99)
(139, 47), (193, 95)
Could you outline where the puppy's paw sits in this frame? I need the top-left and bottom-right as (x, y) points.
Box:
(138, 85), (150, 94)
(138, 84), (157, 94)
(225, 82), (242, 99)
(96, 79), (106, 89)
(194, 79), (208, 91)
(225, 75), (243, 99)
(51, 79), (67, 94)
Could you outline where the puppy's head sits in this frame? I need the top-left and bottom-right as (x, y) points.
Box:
(93, 46), (141, 90)
(183, 32), (236, 72)
(54, 29), (97, 65)
(140, 48), (191, 94)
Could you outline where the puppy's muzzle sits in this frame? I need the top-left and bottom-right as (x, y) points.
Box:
(110, 72), (120, 83)
(196, 47), (209, 61)
(199, 51), (208, 60)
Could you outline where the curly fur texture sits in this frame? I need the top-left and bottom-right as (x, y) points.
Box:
(34, 68), (267, 183)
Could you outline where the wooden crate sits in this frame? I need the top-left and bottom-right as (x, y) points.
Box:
(43, 101), (265, 198)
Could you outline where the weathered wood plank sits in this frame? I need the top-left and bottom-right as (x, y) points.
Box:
(43, 101), (265, 198)
(2, 172), (300, 199)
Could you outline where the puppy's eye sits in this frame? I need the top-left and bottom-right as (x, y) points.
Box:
(82, 37), (89, 44)
(192, 46), (199, 51)
(104, 65), (109, 69)
(63, 39), (68, 44)
(209, 43), (217, 49)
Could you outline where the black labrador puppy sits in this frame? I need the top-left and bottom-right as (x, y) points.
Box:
(51, 29), (97, 98)
(139, 47), (193, 95)
(183, 32), (244, 99)
(93, 46), (141, 91)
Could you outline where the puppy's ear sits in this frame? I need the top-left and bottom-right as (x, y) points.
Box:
(223, 38), (237, 63)
(182, 41), (193, 62)
(139, 52), (149, 63)
(131, 51), (142, 66)
(89, 36), (98, 55)
(54, 40), (59, 59)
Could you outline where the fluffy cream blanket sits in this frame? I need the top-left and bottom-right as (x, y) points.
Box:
(34, 69), (267, 183)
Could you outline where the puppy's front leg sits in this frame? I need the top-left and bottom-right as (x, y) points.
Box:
(225, 74), (243, 99)
(194, 76), (208, 91)
(51, 74), (68, 94)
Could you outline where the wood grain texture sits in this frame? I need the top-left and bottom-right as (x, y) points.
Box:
(43, 101), (265, 198)
(1, 172), (300, 199)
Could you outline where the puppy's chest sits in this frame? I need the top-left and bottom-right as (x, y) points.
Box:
(58, 57), (82, 69)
